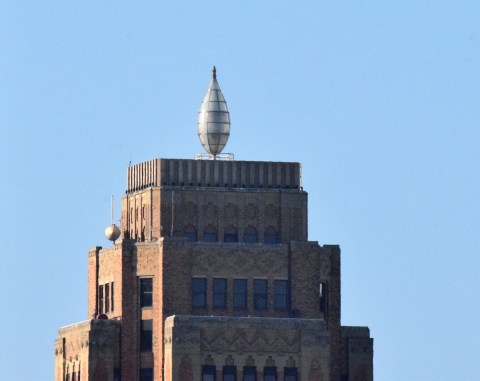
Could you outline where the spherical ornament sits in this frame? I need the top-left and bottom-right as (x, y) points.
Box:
(104, 224), (121, 241)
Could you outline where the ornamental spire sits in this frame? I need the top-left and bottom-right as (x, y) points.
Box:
(197, 67), (231, 158)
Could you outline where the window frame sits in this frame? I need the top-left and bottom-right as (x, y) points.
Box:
(233, 279), (247, 310)
(243, 366), (256, 381)
(253, 279), (268, 311)
(263, 367), (277, 381)
(213, 278), (227, 309)
(284, 367), (298, 381)
(98, 285), (104, 314)
(140, 368), (153, 381)
(105, 283), (110, 313)
(202, 365), (216, 381)
(140, 319), (153, 351)
(140, 278), (153, 308)
(192, 278), (207, 308)
(274, 280), (289, 311)
(223, 365), (236, 381)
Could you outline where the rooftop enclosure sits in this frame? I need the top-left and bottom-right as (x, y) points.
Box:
(126, 159), (302, 193)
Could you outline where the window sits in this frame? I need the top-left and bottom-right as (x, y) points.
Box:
(203, 225), (218, 242)
(140, 278), (153, 308)
(213, 278), (227, 309)
(111, 282), (114, 311)
(105, 283), (110, 313)
(184, 225), (197, 242)
(274, 280), (289, 310)
(319, 282), (327, 313)
(113, 369), (121, 381)
(223, 366), (236, 381)
(192, 278), (207, 308)
(264, 226), (278, 244)
(243, 366), (256, 381)
(202, 365), (216, 381)
(72, 372), (77, 381)
(140, 368), (153, 381)
(65, 373), (70, 381)
(284, 368), (297, 381)
(233, 279), (247, 309)
(98, 285), (104, 314)
(224, 225), (238, 242)
(244, 226), (257, 243)
(140, 320), (153, 351)
(253, 279), (267, 310)
(78, 369), (81, 381)
(264, 367), (276, 381)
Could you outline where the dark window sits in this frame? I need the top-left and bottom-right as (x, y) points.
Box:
(204, 232), (217, 242)
(140, 320), (153, 351)
(113, 369), (121, 381)
(284, 368), (298, 381)
(244, 226), (257, 243)
(233, 279), (247, 309)
(111, 282), (114, 311)
(140, 278), (153, 308)
(253, 279), (267, 310)
(72, 372), (77, 381)
(65, 374), (70, 381)
(78, 370), (81, 381)
(213, 278), (227, 309)
(98, 285), (104, 314)
(202, 365), (216, 381)
(243, 366), (256, 381)
(192, 278), (207, 308)
(264, 226), (278, 244)
(223, 366), (236, 381)
(140, 368), (153, 381)
(224, 226), (238, 242)
(184, 225), (197, 241)
(264, 367), (277, 381)
(319, 282), (328, 313)
(105, 283), (110, 313)
(224, 233), (238, 242)
(274, 280), (289, 310)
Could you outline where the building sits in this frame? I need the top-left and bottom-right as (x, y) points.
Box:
(54, 68), (374, 381)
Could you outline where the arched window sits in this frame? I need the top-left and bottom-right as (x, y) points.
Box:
(203, 225), (217, 242)
(183, 224), (197, 242)
(264, 226), (279, 244)
(244, 225), (258, 243)
(224, 225), (238, 242)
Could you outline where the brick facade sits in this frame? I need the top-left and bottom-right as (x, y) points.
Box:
(54, 158), (373, 381)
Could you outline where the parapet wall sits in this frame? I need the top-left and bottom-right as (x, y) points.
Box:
(126, 159), (302, 193)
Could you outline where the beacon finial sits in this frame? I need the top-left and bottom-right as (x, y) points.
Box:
(197, 67), (231, 158)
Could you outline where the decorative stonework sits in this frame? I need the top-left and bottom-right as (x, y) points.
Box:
(245, 355), (255, 366)
(224, 355), (235, 366)
(204, 203), (217, 218)
(201, 327), (300, 353)
(308, 358), (324, 381)
(245, 203), (257, 220)
(184, 202), (198, 219)
(224, 203), (237, 219)
(178, 355), (193, 381)
(286, 356), (296, 367)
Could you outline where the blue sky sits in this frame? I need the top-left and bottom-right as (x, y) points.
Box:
(1, 1), (479, 380)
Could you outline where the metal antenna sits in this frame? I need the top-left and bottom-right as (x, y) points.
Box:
(111, 195), (114, 225)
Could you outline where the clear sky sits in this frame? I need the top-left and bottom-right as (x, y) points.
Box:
(1, 1), (479, 380)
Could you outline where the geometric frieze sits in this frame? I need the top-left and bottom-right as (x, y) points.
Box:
(201, 327), (300, 353)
